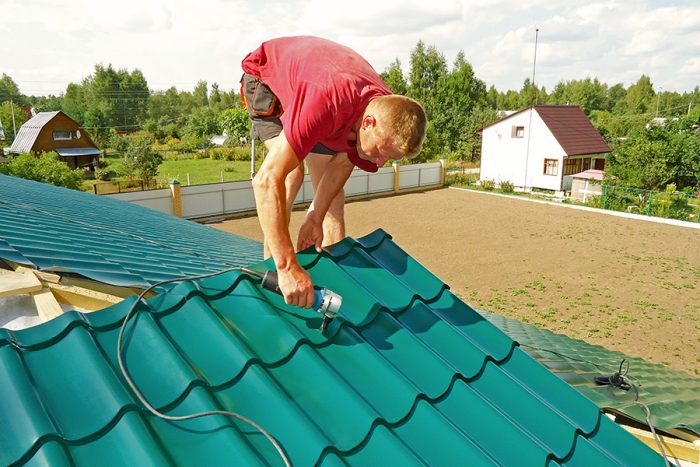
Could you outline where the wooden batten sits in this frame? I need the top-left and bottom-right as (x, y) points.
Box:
(47, 283), (123, 311)
(0, 268), (43, 298)
(623, 425), (699, 463)
(31, 288), (64, 322)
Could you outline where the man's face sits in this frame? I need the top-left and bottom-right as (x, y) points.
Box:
(357, 119), (402, 168)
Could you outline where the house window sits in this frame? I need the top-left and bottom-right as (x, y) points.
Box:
(564, 158), (584, 176)
(53, 131), (72, 141)
(544, 159), (558, 176)
(511, 126), (525, 138)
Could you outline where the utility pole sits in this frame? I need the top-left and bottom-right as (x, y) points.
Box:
(532, 28), (539, 105)
(10, 98), (17, 138)
(689, 102), (693, 116)
(523, 28), (539, 191)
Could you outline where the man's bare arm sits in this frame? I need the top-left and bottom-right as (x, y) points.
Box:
(252, 131), (314, 307)
(297, 152), (355, 252)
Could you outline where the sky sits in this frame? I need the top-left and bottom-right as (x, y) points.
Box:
(3, 0), (700, 97)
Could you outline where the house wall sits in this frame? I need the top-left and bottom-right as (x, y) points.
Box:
(481, 109), (566, 191)
(32, 114), (98, 153)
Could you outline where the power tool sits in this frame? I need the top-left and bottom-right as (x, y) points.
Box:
(242, 267), (342, 331)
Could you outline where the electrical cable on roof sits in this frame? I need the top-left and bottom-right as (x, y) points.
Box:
(117, 266), (292, 467)
(519, 344), (672, 466)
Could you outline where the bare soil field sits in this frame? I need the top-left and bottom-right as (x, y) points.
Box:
(213, 188), (700, 375)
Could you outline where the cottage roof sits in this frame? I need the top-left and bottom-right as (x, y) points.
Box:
(8, 111), (98, 154)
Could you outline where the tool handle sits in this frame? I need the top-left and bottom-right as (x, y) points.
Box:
(261, 270), (324, 309)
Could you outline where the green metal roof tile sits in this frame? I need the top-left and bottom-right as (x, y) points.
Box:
(0, 224), (666, 465)
(482, 309), (700, 439)
(0, 174), (262, 287)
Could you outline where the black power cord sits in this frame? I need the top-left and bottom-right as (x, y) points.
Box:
(520, 345), (673, 466)
(117, 267), (292, 467)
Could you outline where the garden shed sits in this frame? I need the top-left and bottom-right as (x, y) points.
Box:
(568, 169), (605, 202)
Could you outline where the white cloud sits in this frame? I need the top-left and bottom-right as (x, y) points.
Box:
(4, 0), (700, 96)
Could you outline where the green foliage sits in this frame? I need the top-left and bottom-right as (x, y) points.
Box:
(500, 180), (514, 193)
(606, 117), (700, 190)
(0, 101), (28, 144)
(121, 132), (163, 184)
(0, 74), (24, 105)
(548, 78), (607, 115)
(95, 167), (116, 181)
(381, 59), (407, 95)
(4, 152), (84, 189)
(184, 107), (220, 138)
(206, 147), (250, 161)
(481, 179), (496, 191)
(219, 108), (251, 144)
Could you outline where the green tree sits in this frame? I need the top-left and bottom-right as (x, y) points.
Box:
(185, 107), (220, 138)
(83, 106), (110, 150)
(121, 132), (163, 184)
(0, 100), (28, 145)
(193, 81), (209, 107)
(219, 108), (251, 144)
(407, 41), (448, 104)
(430, 51), (487, 158)
(210, 82), (222, 112)
(5, 152), (84, 189)
(615, 75), (655, 115)
(0, 74), (24, 105)
(548, 78), (607, 115)
(381, 59), (407, 95)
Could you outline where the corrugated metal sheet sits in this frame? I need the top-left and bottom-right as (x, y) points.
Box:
(0, 230), (664, 466)
(8, 111), (60, 154)
(0, 174), (263, 288)
(482, 309), (700, 440)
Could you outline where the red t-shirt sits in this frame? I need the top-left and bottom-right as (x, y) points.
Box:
(242, 36), (391, 172)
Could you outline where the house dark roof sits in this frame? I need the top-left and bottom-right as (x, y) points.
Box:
(0, 229), (664, 466)
(482, 310), (700, 441)
(482, 105), (611, 156)
(0, 173), (263, 288)
(536, 106), (611, 156)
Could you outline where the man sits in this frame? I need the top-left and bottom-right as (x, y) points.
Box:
(242, 36), (426, 308)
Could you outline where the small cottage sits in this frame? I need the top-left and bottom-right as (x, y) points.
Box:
(9, 111), (101, 171)
(480, 105), (611, 193)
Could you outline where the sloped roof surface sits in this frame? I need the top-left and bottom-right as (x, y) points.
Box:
(482, 310), (700, 440)
(0, 174), (262, 287)
(535, 106), (611, 156)
(8, 111), (61, 153)
(0, 230), (663, 466)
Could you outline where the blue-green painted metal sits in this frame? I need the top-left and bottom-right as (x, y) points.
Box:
(0, 174), (262, 287)
(0, 229), (663, 466)
(482, 310), (700, 440)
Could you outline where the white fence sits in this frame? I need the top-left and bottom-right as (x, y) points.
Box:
(107, 161), (444, 220)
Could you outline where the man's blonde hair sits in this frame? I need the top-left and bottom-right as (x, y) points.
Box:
(369, 95), (427, 159)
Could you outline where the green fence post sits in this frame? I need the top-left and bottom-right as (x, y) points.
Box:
(603, 185), (608, 209)
(647, 190), (653, 216)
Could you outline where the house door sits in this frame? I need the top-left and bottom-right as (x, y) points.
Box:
(594, 158), (605, 170)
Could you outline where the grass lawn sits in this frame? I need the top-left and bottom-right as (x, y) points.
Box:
(158, 158), (254, 185)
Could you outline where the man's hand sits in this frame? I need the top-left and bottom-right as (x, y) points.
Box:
(297, 214), (323, 253)
(278, 263), (315, 308)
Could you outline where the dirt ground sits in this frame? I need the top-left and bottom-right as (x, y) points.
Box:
(212, 188), (700, 375)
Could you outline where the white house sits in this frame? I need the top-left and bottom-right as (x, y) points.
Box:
(480, 105), (611, 192)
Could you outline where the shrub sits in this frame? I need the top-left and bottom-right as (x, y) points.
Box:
(500, 180), (514, 193)
(95, 167), (116, 181)
(6, 152), (84, 189)
(481, 179), (496, 191)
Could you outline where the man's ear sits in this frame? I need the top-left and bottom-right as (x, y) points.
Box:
(361, 115), (376, 130)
